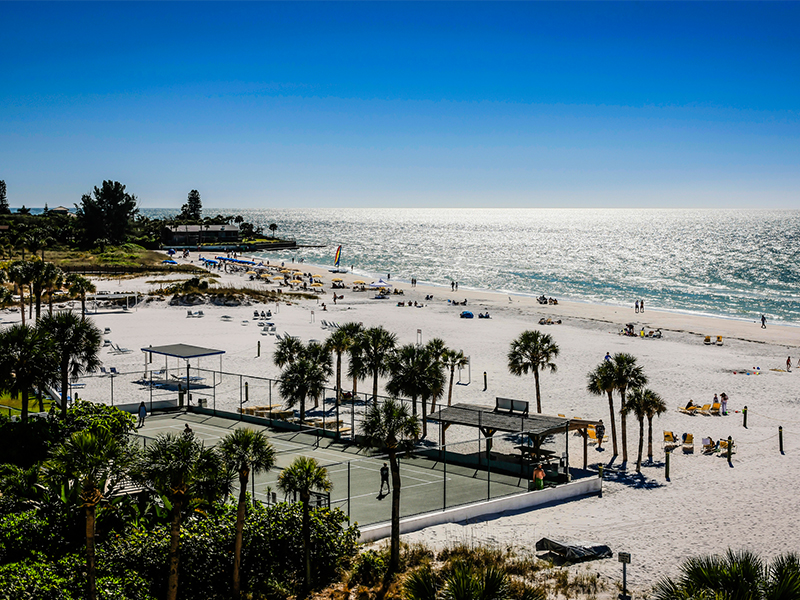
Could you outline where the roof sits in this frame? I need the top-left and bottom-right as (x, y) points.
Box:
(166, 225), (239, 233)
(429, 403), (599, 437)
(141, 343), (225, 360)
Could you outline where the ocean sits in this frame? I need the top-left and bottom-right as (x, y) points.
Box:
(143, 208), (800, 326)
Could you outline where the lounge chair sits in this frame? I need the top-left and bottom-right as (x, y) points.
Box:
(710, 402), (721, 416)
(99, 367), (109, 376)
(716, 336), (723, 346)
(109, 367), (119, 375)
(196, 310), (204, 317)
(697, 404), (712, 416)
(702, 437), (718, 454)
(679, 404), (698, 415)
(253, 310), (260, 318)
(104, 327), (111, 334)
(682, 433), (694, 454)
(719, 439), (735, 454)
(663, 431), (679, 451)
(113, 343), (132, 354)
(703, 336), (712, 345)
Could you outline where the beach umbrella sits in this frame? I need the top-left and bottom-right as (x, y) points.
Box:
(259, 273), (271, 279)
(312, 274), (324, 278)
(331, 278), (343, 282)
(272, 275), (284, 280)
(280, 269), (291, 273)
(246, 270), (257, 275)
(162, 259), (177, 265)
(353, 280), (366, 284)
(310, 282), (324, 287)
(290, 279), (303, 284)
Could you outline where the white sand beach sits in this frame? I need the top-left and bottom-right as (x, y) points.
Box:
(8, 251), (799, 593)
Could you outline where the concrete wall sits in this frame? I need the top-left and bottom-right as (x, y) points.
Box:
(358, 476), (602, 543)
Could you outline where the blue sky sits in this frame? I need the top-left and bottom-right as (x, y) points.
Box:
(1, 2), (798, 208)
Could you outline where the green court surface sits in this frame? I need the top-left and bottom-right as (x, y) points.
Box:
(138, 412), (529, 528)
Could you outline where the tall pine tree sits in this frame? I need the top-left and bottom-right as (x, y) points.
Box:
(0, 180), (9, 214)
(180, 190), (202, 221)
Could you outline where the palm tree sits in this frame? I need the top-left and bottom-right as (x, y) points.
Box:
(39, 311), (102, 419)
(44, 429), (131, 600)
(587, 361), (619, 458)
(326, 328), (353, 405)
(65, 273), (96, 320)
(273, 335), (305, 368)
(442, 348), (469, 409)
(277, 456), (332, 597)
(387, 343), (444, 438)
(219, 428), (276, 599)
(0, 323), (57, 422)
(304, 341), (333, 409)
(134, 433), (230, 600)
(7, 260), (34, 325)
(279, 353), (329, 422)
(653, 550), (800, 600)
(269, 223), (278, 238)
(341, 322), (365, 399)
(23, 228), (53, 260)
(610, 353), (647, 466)
(357, 326), (397, 404)
(643, 388), (667, 463)
(361, 398), (420, 573)
(622, 387), (649, 473)
(507, 330), (560, 414)
(30, 261), (64, 321)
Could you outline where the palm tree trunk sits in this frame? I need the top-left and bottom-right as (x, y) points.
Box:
(86, 504), (97, 600)
(35, 288), (42, 321)
(636, 416), (644, 473)
(302, 497), (311, 597)
(61, 358), (69, 419)
(166, 502), (183, 600)
(389, 451), (401, 573)
(20, 384), (29, 423)
(28, 286), (33, 320)
(620, 389), (629, 464)
(19, 289), (25, 325)
(335, 354), (342, 406)
(533, 369), (542, 413)
(606, 391), (619, 457)
(300, 394), (306, 422)
(48, 292), (54, 317)
(447, 366), (455, 407)
(422, 394), (428, 438)
(81, 294), (87, 320)
(372, 370), (379, 406)
(233, 473), (248, 599)
(646, 416), (654, 463)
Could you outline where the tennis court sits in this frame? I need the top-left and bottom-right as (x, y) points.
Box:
(137, 412), (529, 528)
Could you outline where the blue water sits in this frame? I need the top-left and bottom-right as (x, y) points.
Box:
(143, 208), (800, 325)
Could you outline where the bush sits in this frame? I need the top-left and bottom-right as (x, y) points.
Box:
(348, 549), (387, 587)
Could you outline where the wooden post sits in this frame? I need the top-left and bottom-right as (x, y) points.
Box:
(727, 436), (733, 464)
(779, 426), (784, 454)
(743, 405), (748, 429)
(665, 449), (670, 481)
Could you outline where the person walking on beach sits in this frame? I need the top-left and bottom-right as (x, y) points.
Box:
(451, 281), (455, 292)
(379, 462), (390, 495)
(635, 300), (640, 313)
(761, 315), (767, 328)
(455, 282), (458, 291)
(137, 402), (147, 428)
(640, 299), (645, 312)
(604, 352), (611, 362)
(788, 357), (792, 373)
(595, 420), (606, 450)
(721, 392), (728, 415)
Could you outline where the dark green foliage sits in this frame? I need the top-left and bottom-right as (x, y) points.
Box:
(0, 511), (68, 564)
(0, 180), (8, 215)
(348, 549), (388, 587)
(75, 181), (139, 246)
(179, 190), (202, 222)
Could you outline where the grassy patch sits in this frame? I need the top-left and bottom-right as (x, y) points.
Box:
(47, 244), (166, 268)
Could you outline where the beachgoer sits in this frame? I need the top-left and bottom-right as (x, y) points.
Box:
(455, 282), (458, 291)
(635, 300), (639, 313)
(137, 402), (147, 428)
(761, 315), (767, 329)
(451, 281), (454, 291)
(532, 464), (546, 490)
(721, 393), (728, 415)
(380, 462), (390, 494)
(332, 292), (336, 305)
(321, 303), (327, 311)
(640, 299), (645, 312)
(713, 393), (719, 405)
(685, 399), (696, 410)
(387, 273), (390, 280)
(788, 357), (792, 372)
(595, 420), (605, 450)
(604, 352), (611, 362)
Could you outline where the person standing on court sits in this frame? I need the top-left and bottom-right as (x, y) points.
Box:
(137, 402), (147, 428)
(379, 462), (390, 494)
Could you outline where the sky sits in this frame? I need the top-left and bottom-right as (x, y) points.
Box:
(1, 2), (799, 209)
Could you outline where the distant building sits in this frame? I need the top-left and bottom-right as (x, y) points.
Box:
(50, 206), (74, 217)
(164, 224), (240, 246)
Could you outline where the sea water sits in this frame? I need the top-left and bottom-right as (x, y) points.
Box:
(143, 208), (800, 325)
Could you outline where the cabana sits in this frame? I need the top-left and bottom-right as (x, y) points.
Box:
(429, 401), (601, 473)
(141, 343), (225, 406)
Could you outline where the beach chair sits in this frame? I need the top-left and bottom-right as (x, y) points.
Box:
(682, 433), (694, 454)
(109, 367), (119, 375)
(187, 309), (194, 317)
(719, 439), (735, 454)
(113, 343), (132, 354)
(196, 310), (204, 317)
(104, 327), (111, 334)
(275, 333), (283, 341)
(679, 404), (698, 415)
(558, 414), (566, 418)
(701, 437), (718, 454)
(703, 336), (712, 345)
(253, 310), (260, 318)
(99, 367), (109, 376)
(663, 431), (679, 451)
(697, 404), (712, 416)
(716, 336), (723, 346)
(710, 403), (721, 416)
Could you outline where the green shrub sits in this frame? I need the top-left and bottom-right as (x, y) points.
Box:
(348, 549), (387, 587)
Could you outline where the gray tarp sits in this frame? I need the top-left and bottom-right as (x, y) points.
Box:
(535, 538), (613, 561)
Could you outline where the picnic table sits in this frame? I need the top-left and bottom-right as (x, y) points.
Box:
(515, 445), (557, 463)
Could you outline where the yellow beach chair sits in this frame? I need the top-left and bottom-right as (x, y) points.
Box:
(679, 404), (699, 415)
(703, 336), (712, 345)
(663, 431), (679, 451)
(710, 403), (721, 416)
(682, 433), (694, 454)
(697, 404), (712, 416)
(701, 437), (718, 454)
(715, 336), (724, 346)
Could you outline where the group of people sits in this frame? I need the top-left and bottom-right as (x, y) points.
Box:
(684, 392), (729, 415)
(536, 295), (559, 305)
(634, 299), (645, 313)
(450, 281), (459, 291)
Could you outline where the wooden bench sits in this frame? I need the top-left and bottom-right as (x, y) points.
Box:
(494, 397), (529, 417)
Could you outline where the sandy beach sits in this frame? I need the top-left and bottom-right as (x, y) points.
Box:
(8, 251), (799, 593)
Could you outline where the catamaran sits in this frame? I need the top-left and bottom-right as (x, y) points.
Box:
(328, 245), (349, 273)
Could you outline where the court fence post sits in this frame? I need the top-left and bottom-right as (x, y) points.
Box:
(443, 442), (447, 511)
(347, 461), (351, 519)
(487, 439), (491, 501)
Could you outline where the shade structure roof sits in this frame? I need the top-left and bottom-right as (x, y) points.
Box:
(429, 403), (598, 437)
(141, 343), (225, 360)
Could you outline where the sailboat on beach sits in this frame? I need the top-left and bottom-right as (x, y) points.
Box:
(329, 245), (349, 273)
